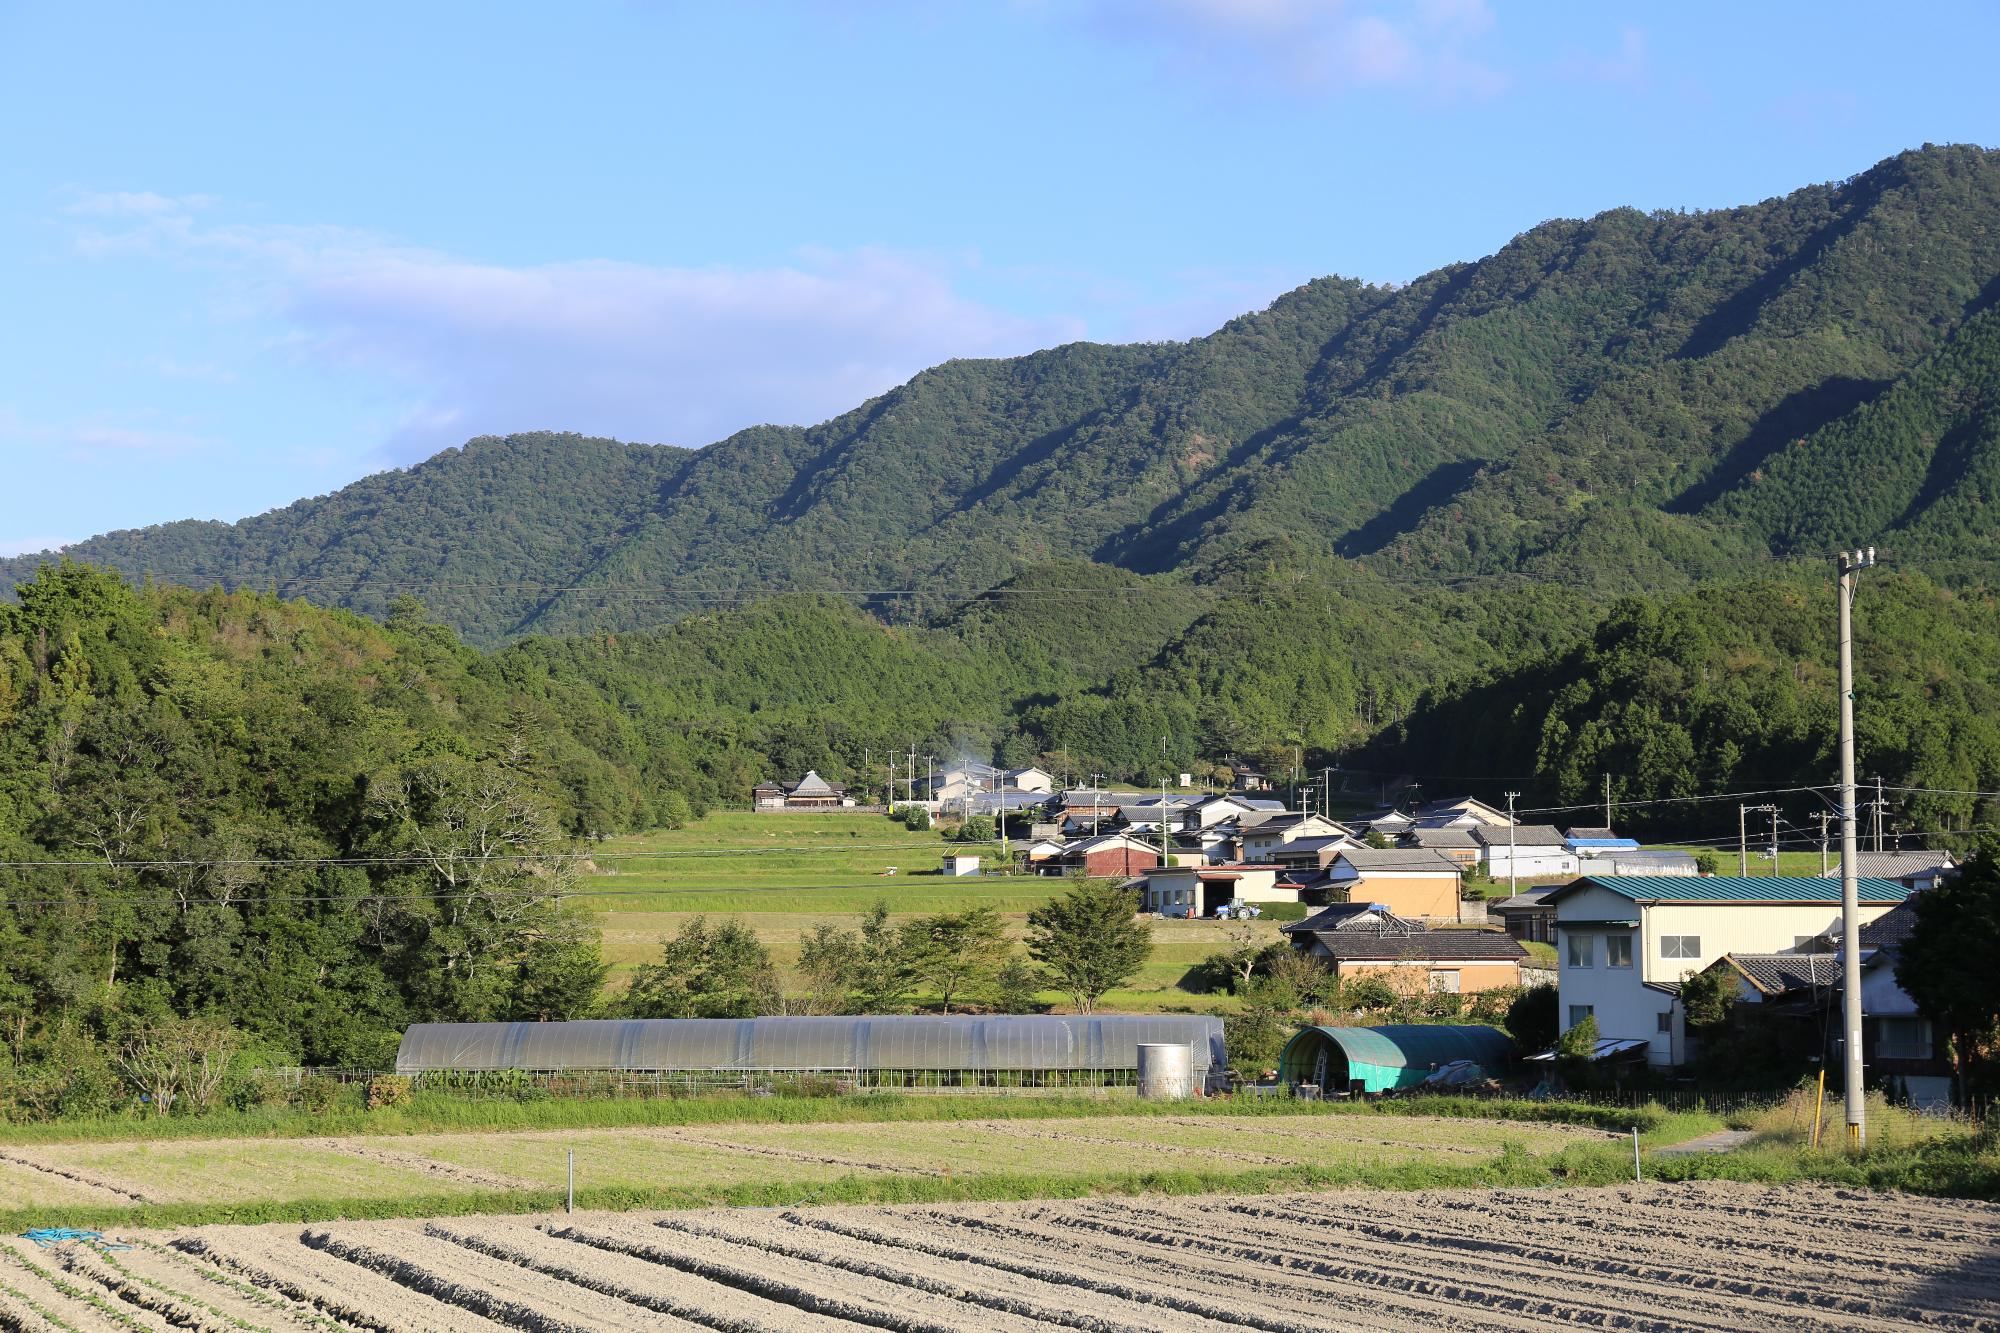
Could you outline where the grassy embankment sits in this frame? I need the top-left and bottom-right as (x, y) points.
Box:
(582, 812), (1277, 1011)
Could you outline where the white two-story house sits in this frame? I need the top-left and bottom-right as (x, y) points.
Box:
(1545, 874), (1911, 1067)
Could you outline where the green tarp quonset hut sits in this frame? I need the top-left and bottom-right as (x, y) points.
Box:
(1277, 1024), (1515, 1093)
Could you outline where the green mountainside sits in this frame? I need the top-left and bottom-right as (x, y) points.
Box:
(5, 146), (2000, 850)
(12, 145), (2000, 643)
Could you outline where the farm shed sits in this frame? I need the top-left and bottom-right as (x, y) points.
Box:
(396, 1015), (1228, 1090)
(1277, 1024), (1515, 1094)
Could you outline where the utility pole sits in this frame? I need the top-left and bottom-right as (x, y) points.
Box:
(906, 746), (917, 806)
(1740, 804), (1776, 875)
(1838, 547), (1877, 1149)
(1864, 768), (1880, 852)
(1818, 811), (1831, 876)
(1091, 772), (1104, 836)
(1505, 792), (1520, 895)
(1769, 806), (1781, 876)
(1603, 772), (1612, 830)
(1159, 775), (1172, 867)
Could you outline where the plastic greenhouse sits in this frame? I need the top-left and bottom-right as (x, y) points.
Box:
(395, 1015), (1228, 1093)
(1276, 1024), (1514, 1094)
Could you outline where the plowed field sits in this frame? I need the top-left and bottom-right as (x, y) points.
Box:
(2, 1182), (1993, 1331)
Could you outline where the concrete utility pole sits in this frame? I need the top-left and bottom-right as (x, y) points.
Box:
(1505, 791), (1521, 895)
(1769, 806), (1782, 876)
(1603, 773), (1612, 830)
(1819, 811), (1831, 876)
(1864, 768), (1880, 852)
(1740, 803), (1776, 875)
(1838, 547), (1877, 1148)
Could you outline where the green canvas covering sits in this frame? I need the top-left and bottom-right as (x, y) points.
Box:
(1277, 1024), (1516, 1093)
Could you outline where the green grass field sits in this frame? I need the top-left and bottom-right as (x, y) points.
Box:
(579, 811), (1273, 1009)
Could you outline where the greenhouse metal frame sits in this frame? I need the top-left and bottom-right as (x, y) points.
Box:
(395, 1015), (1227, 1094)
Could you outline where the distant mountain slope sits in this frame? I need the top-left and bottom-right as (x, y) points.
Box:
(9, 145), (2000, 643)
(1, 434), (689, 643)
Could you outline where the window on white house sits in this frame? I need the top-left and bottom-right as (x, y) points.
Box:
(1660, 935), (1702, 959)
(1877, 1017), (1933, 1060)
(1657, 1011), (1673, 1032)
(1605, 936), (1633, 968)
(1567, 1004), (1594, 1029)
(1566, 933), (1594, 968)
(1429, 971), (1461, 993)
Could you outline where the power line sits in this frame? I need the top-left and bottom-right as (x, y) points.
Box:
(0, 842), (943, 872)
(1515, 784), (1833, 818)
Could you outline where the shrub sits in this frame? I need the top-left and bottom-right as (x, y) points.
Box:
(366, 1075), (413, 1111)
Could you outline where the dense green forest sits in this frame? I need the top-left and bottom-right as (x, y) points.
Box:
(9, 146), (2000, 642)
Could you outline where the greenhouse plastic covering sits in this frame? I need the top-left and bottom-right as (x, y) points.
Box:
(395, 1015), (1226, 1074)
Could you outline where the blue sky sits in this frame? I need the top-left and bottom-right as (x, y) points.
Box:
(2, 1), (1996, 554)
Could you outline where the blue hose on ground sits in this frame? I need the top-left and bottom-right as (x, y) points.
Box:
(21, 1228), (131, 1250)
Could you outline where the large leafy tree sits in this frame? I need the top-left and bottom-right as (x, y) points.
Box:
(622, 916), (778, 1019)
(1025, 881), (1151, 1014)
(1896, 853), (2000, 1102)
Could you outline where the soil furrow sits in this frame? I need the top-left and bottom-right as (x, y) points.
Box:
(1213, 1189), (2000, 1310)
(653, 1134), (939, 1177)
(784, 1210), (1378, 1333)
(175, 1232), (513, 1333)
(559, 1216), (1063, 1333)
(115, 1243), (334, 1333)
(671, 1209), (1214, 1333)
(309, 1143), (537, 1194)
(873, 1208), (1586, 1333)
(0, 1240), (176, 1333)
(302, 1227), (701, 1332)
(0, 1152), (151, 1205)
(423, 1219), (856, 1332)
(1034, 1197), (1954, 1332)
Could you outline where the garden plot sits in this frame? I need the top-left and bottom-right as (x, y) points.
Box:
(6, 1182), (1995, 1331)
(26, 1140), (492, 1206)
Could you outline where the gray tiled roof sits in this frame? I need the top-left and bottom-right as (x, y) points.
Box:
(1860, 901), (1921, 950)
(1405, 827), (1480, 848)
(1332, 848), (1464, 872)
(1816, 851), (1955, 880)
(1472, 824), (1565, 846)
(1309, 928), (1527, 962)
(1728, 953), (1838, 995)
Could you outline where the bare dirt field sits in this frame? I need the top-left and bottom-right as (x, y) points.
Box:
(1, 1181), (1994, 1331)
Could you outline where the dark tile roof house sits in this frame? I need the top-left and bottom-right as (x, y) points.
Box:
(1817, 851), (1956, 886)
(1719, 953), (1840, 996)
(1330, 848), (1465, 873)
(1280, 904), (1526, 961)
(1471, 824), (1567, 847)
(1403, 827), (1480, 849)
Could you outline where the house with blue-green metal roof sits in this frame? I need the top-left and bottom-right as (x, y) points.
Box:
(1543, 874), (1911, 1068)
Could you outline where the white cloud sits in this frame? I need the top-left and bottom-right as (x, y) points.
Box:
(68, 200), (1088, 459)
(1080, 0), (1505, 98)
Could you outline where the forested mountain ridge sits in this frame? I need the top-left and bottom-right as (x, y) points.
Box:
(10, 144), (2000, 642)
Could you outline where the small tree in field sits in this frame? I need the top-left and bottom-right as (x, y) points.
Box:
(1026, 880), (1151, 1013)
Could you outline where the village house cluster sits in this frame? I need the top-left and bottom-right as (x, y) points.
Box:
(757, 763), (1964, 1100)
